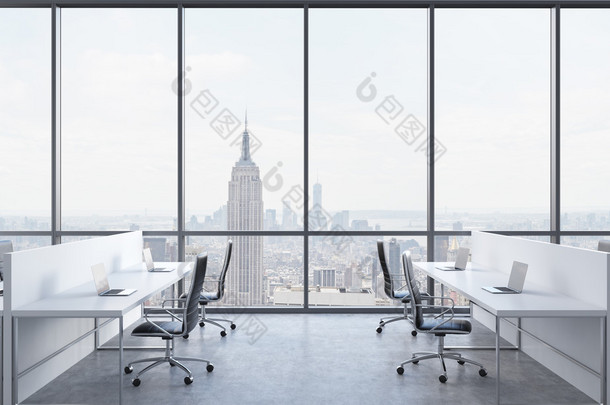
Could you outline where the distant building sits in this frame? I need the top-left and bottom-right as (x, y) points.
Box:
(453, 221), (463, 231)
(313, 268), (336, 287)
(143, 237), (166, 261)
(332, 210), (350, 230)
(265, 209), (277, 230)
(435, 236), (449, 261)
(388, 238), (401, 275)
(281, 202), (297, 230)
(226, 117), (264, 305)
(310, 181), (327, 230)
(351, 219), (371, 231)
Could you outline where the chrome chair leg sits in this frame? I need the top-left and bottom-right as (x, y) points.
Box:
(397, 336), (487, 381)
(169, 358), (193, 377)
(174, 355), (212, 365)
(135, 359), (167, 379)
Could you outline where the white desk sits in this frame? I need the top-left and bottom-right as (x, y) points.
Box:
(415, 262), (607, 405)
(10, 262), (192, 405)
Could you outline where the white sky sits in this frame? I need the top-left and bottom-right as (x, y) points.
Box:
(0, 8), (609, 220)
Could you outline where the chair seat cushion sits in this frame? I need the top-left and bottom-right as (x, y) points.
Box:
(393, 290), (411, 302)
(199, 292), (219, 303)
(131, 321), (183, 337)
(418, 318), (472, 335)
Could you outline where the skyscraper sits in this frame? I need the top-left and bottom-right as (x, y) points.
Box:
(226, 117), (264, 305)
(311, 180), (327, 230)
(388, 238), (401, 276)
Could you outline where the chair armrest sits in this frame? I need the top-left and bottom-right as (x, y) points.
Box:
(145, 307), (183, 322)
(141, 309), (179, 336)
(414, 296), (456, 330)
(420, 292), (433, 301)
(161, 298), (186, 308)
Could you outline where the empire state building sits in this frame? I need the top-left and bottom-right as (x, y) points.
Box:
(226, 118), (264, 305)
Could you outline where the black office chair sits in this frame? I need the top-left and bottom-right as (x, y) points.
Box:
(193, 240), (235, 337)
(598, 240), (610, 253)
(397, 251), (487, 383)
(376, 240), (422, 336)
(125, 253), (214, 386)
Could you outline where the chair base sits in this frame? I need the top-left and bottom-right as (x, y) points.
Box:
(126, 339), (213, 385)
(199, 305), (236, 337)
(397, 336), (487, 383)
(376, 305), (417, 336)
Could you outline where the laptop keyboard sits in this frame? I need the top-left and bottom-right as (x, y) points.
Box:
(495, 287), (513, 292)
(104, 289), (124, 295)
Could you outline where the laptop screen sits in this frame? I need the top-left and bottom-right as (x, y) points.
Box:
(143, 248), (154, 270)
(91, 263), (110, 294)
(455, 247), (470, 270)
(507, 261), (528, 292)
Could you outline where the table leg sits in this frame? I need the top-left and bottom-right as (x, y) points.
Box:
(441, 284), (445, 318)
(119, 316), (123, 405)
(496, 316), (500, 405)
(12, 317), (18, 405)
(601, 316), (606, 405)
(94, 318), (99, 350)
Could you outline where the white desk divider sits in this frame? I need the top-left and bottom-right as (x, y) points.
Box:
(471, 231), (609, 402)
(3, 231), (143, 404)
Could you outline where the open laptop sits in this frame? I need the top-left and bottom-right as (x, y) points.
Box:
(436, 247), (470, 271)
(91, 263), (136, 296)
(482, 261), (528, 294)
(143, 248), (173, 272)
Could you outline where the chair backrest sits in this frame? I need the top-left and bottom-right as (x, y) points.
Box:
(216, 240), (233, 300)
(183, 253), (208, 335)
(0, 240), (14, 281)
(598, 240), (610, 253)
(376, 240), (395, 299)
(402, 251), (424, 328)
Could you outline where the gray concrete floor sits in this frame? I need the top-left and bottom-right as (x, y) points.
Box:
(24, 314), (596, 405)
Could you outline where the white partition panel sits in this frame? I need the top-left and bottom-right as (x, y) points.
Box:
(471, 231), (609, 401)
(3, 231), (143, 404)
(9, 232), (142, 309)
(472, 231), (607, 307)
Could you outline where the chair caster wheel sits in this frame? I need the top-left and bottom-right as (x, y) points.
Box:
(439, 375), (448, 383)
(132, 378), (141, 387)
(124, 365), (133, 374)
(411, 330), (417, 337)
(230, 323), (236, 330)
(184, 376), (193, 385)
(396, 367), (404, 375)
(457, 360), (465, 365)
(220, 330), (227, 337)
(207, 364), (214, 372)
(479, 368), (488, 377)
(183, 334), (189, 339)
(199, 321), (205, 327)
(376, 327), (383, 333)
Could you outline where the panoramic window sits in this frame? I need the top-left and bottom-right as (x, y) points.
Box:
(184, 8), (303, 232)
(0, 9), (51, 234)
(61, 9), (177, 231)
(435, 9), (551, 233)
(309, 9), (428, 232)
(184, 9), (303, 306)
(561, 10), (610, 236)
